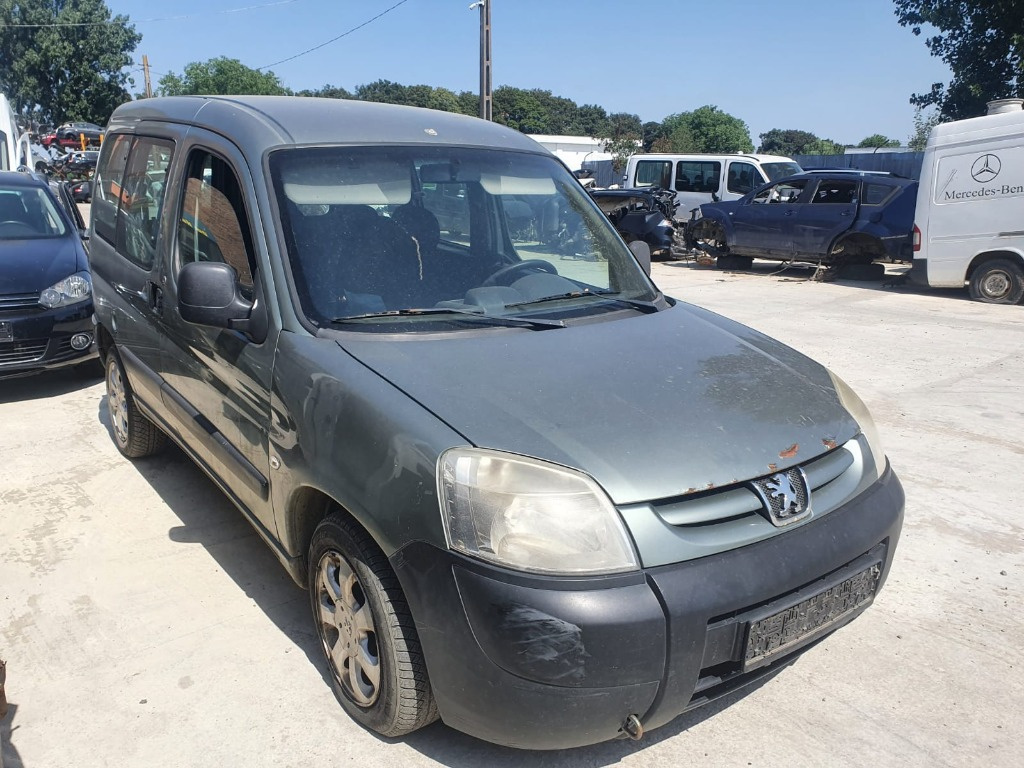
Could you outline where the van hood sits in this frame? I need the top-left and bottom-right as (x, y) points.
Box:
(0, 235), (86, 293)
(337, 303), (860, 505)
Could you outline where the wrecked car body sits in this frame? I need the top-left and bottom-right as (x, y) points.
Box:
(88, 96), (904, 750)
(589, 187), (679, 260)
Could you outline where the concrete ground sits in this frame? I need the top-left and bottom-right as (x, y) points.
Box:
(1, 258), (1021, 768)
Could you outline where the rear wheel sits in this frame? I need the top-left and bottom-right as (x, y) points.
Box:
(105, 351), (166, 458)
(969, 259), (1024, 304)
(309, 514), (437, 737)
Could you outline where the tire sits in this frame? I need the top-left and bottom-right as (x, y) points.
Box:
(308, 514), (437, 737)
(716, 253), (753, 270)
(968, 259), (1024, 304)
(837, 262), (886, 281)
(105, 350), (167, 458)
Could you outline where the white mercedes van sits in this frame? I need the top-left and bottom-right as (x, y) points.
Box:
(622, 153), (801, 219)
(910, 99), (1024, 304)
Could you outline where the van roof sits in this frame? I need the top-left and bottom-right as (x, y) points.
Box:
(628, 153), (795, 163)
(930, 108), (1024, 146)
(108, 95), (547, 156)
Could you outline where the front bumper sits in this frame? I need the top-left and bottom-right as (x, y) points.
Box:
(0, 301), (98, 378)
(392, 464), (904, 749)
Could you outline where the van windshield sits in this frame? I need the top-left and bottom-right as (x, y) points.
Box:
(762, 162), (803, 182)
(270, 146), (659, 330)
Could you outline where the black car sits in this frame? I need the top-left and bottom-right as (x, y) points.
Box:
(55, 121), (104, 148)
(68, 179), (92, 203)
(690, 172), (918, 276)
(589, 187), (678, 260)
(0, 171), (99, 378)
(53, 150), (99, 180)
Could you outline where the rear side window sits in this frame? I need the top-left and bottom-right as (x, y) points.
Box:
(115, 139), (174, 268)
(176, 150), (256, 298)
(811, 180), (857, 204)
(93, 134), (132, 244)
(863, 183), (895, 205)
(675, 161), (721, 193)
(634, 160), (671, 189)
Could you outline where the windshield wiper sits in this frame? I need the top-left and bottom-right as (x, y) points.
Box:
(505, 289), (661, 314)
(328, 307), (565, 330)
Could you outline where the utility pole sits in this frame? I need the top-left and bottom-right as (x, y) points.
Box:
(470, 1), (492, 120)
(142, 55), (153, 99)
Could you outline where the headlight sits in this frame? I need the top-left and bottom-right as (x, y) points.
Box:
(39, 272), (91, 308)
(828, 370), (885, 475)
(438, 448), (639, 575)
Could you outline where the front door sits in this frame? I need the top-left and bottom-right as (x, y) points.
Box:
(157, 137), (277, 536)
(792, 179), (859, 258)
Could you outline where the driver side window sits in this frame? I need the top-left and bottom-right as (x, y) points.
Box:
(176, 150), (256, 299)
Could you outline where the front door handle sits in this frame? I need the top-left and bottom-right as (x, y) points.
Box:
(149, 282), (164, 313)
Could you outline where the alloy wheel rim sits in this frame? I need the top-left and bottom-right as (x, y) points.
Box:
(315, 550), (381, 707)
(107, 362), (129, 446)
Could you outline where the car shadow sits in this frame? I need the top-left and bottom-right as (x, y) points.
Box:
(660, 258), (973, 300)
(1, 702), (24, 768)
(95, 395), (332, 694)
(0, 366), (102, 404)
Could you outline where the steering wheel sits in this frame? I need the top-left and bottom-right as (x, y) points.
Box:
(0, 221), (37, 237)
(483, 259), (557, 287)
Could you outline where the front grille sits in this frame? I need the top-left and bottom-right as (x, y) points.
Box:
(0, 292), (41, 313)
(0, 339), (47, 365)
(654, 443), (857, 529)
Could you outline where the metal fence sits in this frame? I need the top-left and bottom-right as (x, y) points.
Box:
(794, 151), (924, 180)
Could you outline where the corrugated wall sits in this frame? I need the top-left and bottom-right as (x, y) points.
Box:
(794, 151), (924, 180)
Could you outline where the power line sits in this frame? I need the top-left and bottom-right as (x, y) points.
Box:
(0, 0), (303, 28)
(258, 0), (411, 71)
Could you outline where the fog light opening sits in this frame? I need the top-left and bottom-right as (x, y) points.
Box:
(71, 333), (92, 351)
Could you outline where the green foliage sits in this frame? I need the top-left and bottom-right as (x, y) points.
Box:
(803, 138), (845, 155)
(856, 133), (902, 148)
(157, 57), (289, 97)
(0, 0), (140, 125)
(908, 106), (941, 150)
(895, 0), (1024, 120)
(652, 106), (752, 153)
(757, 128), (821, 155)
(295, 84), (353, 100)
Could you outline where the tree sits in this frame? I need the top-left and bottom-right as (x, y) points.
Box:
(651, 112), (695, 152)
(0, 0), (141, 125)
(686, 105), (754, 153)
(895, 0), (1024, 120)
(157, 57), (289, 97)
(803, 138), (845, 155)
(856, 134), (902, 148)
(295, 84), (353, 100)
(758, 128), (820, 155)
(908, 106), (941, 150)
(491, 86), (550, 133)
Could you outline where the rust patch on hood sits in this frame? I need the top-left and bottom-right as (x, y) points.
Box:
(779, 443), (799, 459)
(768, 463), (778, 472)
(822, 437), (838, 450)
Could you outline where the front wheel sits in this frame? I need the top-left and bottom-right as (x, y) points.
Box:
(309, 514), (437, 737)
(969, 259), (1024, 304)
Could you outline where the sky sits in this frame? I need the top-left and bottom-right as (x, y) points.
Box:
(107, 0), (952, 148)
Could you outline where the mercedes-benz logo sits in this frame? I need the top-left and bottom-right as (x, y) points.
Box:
(971, 154), (1001, 183)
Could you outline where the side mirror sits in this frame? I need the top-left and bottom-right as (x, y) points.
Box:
(628, 240), (651, 276)
(178, 261), (254, 332)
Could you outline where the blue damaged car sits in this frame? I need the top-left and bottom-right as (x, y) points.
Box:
(690, 171), (918, 275)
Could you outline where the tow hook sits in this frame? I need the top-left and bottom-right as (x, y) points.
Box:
(621, 714), (644, 741)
